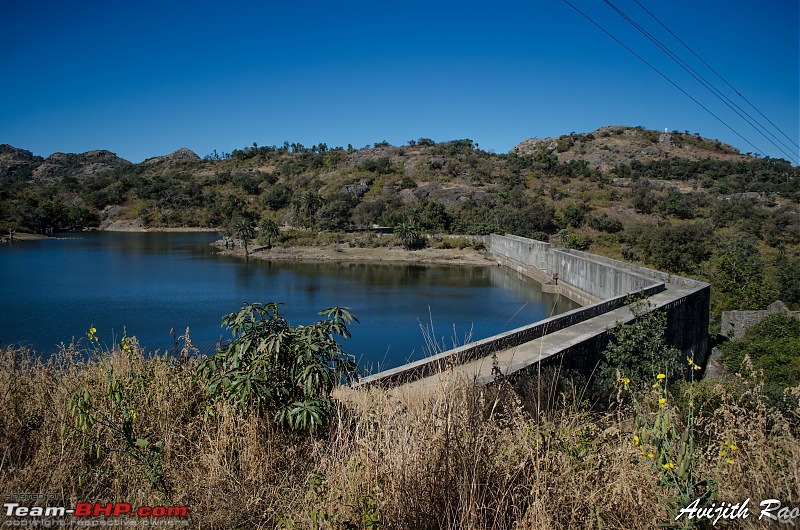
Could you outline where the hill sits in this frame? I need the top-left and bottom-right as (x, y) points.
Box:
(0, 127), (796, 257)
(512, 125), (749, 170)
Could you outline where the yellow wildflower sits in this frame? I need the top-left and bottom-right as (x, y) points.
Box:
(647, 452), (654, 459)
(663, 462), (675, 470)
(730, 444), (737, 451)
(657, 373), (666, 381)
(727, 459), (736, 465)
(634, 435), (640, 446)
(130, 409), (137, 421)
(659, 398), (667, 408)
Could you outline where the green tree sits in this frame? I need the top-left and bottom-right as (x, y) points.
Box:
(262, 184), (292, 210)
(775, 257), (800, 308)
(291, 191), (322, 228)
(234, 217), (256, 256)
(624, 221), (711, 273)
(394, 221), (422, 250)
(195, 302), (359, 432)
(562, 204), (587, 228)
(259, 218), (279, 248)
(709, 233), (777, 314)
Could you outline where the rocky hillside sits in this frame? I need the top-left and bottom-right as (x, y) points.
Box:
(512, 125), (749, 170)
(0, 144), (43, 181)
(143, 147), (200, 165)
(0, 144), (130, 182)
(0, 127), (796, 246)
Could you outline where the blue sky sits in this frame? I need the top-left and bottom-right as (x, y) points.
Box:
(2, 0), (797, 163)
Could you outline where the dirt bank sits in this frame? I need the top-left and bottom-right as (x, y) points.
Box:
(215, 242), (494, 267)
(101, 219), (221, 232)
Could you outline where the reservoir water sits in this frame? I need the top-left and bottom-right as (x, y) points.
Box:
(0, 232), (577, 372)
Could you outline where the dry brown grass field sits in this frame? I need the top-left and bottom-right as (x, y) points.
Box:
(1, 339), (798, 529)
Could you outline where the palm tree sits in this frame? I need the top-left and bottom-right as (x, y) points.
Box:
(291, 191), (323, 228)
(394, 221), (422, 250)
(234, 218), (256, 257)
(259, 218), (279, 248)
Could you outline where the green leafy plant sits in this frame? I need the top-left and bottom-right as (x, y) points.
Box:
(599, 295), (681, 393)
(195, 302), (359, 432)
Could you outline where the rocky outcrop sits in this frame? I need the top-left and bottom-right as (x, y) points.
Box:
(144, 147), (200, 164)
(0, 144), (42, 180)
(512, 125), (747, 170)
(31, 150), (130, 180)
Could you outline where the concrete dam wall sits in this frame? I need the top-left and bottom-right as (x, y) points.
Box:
(360, 234), (710, 388)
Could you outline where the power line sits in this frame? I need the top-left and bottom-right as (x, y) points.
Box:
(632, 0), (800, 153)
(560, 0), (769, 158)
(603, 0), (798, 163)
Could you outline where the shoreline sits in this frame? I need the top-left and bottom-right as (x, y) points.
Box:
(214, 243), (495, 267)
(6, 225), (492, 267)
(100, 220), (221, 233)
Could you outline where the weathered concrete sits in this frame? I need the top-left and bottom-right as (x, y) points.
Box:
(359, 234), (710, 389)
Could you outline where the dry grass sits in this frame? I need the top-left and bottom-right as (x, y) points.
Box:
(1, 342), (798, 529)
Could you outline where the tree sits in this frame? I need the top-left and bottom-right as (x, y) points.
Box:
(195, 302), (359, 432)
(562, 204), (587, 228)
(623, 221), (711, 273)
(291, 191), (322, 228)
(234, 217), (256, 256)
(710, 233), (777, 313)
(259, 218), (279, 248)
(394, 221), (422, 250)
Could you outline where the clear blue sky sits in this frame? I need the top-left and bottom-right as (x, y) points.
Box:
(2, 0), (797, 163)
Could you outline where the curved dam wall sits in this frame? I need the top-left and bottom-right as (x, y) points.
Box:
(359, 234), (710, 388)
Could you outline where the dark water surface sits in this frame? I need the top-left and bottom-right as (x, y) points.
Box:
(0, 232), (577, 372)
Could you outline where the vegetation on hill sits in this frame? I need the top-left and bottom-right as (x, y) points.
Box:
(2, 127), (798, 330)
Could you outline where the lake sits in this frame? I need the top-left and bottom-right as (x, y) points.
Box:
(0, 232), (577, 372)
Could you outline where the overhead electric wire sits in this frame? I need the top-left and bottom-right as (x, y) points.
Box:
(632, 0), (800, 153)
(603, 0), (798, 163)
(560, 0), (769, 158)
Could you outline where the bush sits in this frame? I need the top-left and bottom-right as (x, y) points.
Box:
(588, 213), (623, 233)
(195, 303), (359, 432)
(598, 296), (682, 395)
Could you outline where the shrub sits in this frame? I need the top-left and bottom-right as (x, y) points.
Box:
(588, 213), (623, 233)
(195, 303), (359, 432)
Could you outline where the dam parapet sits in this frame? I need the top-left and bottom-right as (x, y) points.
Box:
(359, 234), (710, 389)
